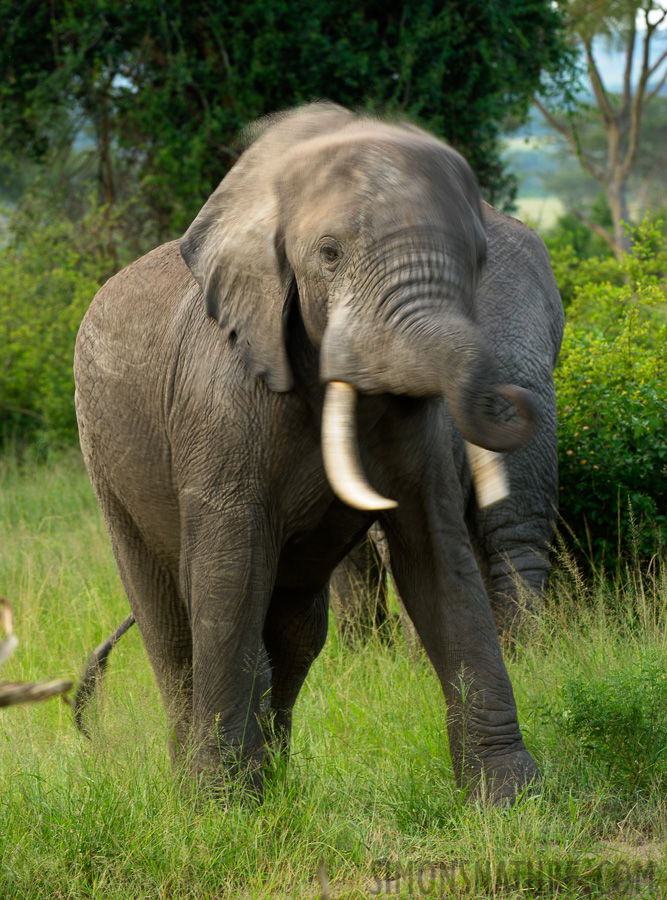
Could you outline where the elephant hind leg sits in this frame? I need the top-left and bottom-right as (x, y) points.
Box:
(262, 585), (330, 757)
(92, 483), (193, 769)
(329, 538), (390, 644)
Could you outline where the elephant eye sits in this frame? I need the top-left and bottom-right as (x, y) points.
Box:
(320, 243), (342, 264)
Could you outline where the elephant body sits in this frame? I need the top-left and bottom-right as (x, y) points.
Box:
(332, 204), (564, 641)
(74, 104), (538, 801)
(469, 204), (563, 633)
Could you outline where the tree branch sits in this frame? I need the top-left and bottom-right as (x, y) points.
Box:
(646, 63), (667, 104)
(584, 38), (616, 124)
(572, 210), (619, 255)
(621, 17), (662, 180)
(645, 46), (667, 83)
(0, 405), (45, 422)
(533, 96), (607, 184)
(643, 4), (667, 35)
(621, 20), (636, 117)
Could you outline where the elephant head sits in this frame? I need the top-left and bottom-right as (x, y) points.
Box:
(180, 103), (533, 508)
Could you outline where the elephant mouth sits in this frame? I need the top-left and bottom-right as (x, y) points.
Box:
(321, 381), (514, 512)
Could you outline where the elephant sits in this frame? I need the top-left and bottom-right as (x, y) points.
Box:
(330, 203), (564, 644)
(73, 102), (539, 803)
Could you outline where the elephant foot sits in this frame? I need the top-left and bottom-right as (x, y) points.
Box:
(466, 748), (541, 807)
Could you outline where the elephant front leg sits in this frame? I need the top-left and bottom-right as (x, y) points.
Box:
(382, 494), (539, 804)
(190, 618), (271, 797)
(183, 510), (276, 798)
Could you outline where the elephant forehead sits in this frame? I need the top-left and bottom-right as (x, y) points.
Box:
(283, 170), (451, 249)
(288, 187), (364, 240)
(285, 140), (421, 202)
(281, 138), (475, 238)
(288, 124), (465, 184)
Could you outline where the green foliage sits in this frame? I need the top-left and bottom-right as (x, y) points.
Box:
(545, 207), (617, 307)
(0, 0), (573, 452)
(0, 207), (113, 447)
(555, 219), (667, 565)
(559, 652), (667, 796)
(0, 0), (573, 236)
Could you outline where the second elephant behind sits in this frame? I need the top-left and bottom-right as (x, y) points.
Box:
(331, 204), (564, 642)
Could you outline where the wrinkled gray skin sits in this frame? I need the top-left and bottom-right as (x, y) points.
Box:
(331, 205), (564, 643)
(74, 104), (538, 802)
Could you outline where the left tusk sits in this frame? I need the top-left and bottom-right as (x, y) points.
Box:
(465, 442), (509, 508)
(322, 382), (398, 511)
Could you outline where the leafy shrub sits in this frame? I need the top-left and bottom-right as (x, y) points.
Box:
(559, 652), (667, 796)
(555, 220), (667, 565)
(0, 208), (112, 447)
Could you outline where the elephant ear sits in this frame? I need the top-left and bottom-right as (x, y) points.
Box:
(181, 103), (354, 392)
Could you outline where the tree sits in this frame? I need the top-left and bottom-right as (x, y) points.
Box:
(0, 1), (571, 246)
(535, 1), (667, 257)
(538, 95), (667, 232)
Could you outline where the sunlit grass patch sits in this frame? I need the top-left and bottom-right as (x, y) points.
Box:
(0, 451), (665, 898)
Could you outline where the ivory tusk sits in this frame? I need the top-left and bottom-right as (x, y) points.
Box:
(322, 382), (398, 511)
(465, 442), (510, 508)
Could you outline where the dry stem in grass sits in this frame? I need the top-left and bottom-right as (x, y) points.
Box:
(0, 596), (73, 708)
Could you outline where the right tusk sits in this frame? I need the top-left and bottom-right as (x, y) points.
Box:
(322, 382), (398, 511)
(465, 442), (509, 508)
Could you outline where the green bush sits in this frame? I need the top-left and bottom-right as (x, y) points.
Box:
(1, 199), (666, 576)
(0, 207), (112, 447)
(555, 220), (667, 566)
(559, 651), (667, 797)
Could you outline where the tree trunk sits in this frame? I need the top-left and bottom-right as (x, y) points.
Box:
(606, 178), (632, 259)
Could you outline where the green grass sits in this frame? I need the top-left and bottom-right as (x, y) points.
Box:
(1, 452), (665, 898)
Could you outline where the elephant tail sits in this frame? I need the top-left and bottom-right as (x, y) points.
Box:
(73, 614), (136, 739)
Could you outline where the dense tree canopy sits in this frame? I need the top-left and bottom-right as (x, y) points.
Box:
(0, 0), (571, 241)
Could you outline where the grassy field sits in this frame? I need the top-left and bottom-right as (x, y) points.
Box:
(1, 452), (666, 898)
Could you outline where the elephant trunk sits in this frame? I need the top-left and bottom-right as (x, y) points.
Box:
(320, 325), (534, 512)
(319, 251), (535, 510)
(445, 367), (535, 454)
(321, 307), (534, 450)
(476, 480), (558, 637)
(416, 314), (535, 453)
(482, 537), (550, 640)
